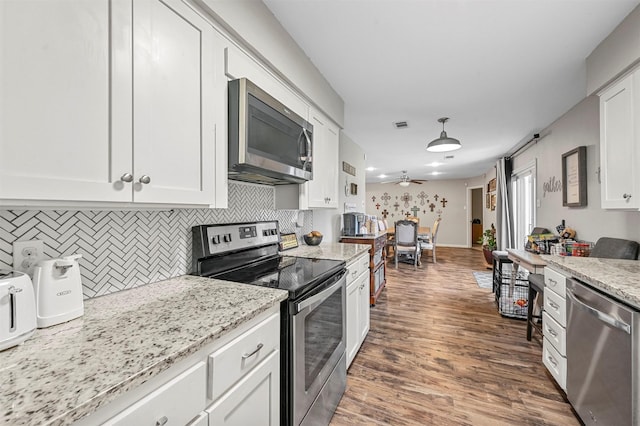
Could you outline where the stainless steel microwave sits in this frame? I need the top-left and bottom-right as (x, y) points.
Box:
(228, 78), (313, 185)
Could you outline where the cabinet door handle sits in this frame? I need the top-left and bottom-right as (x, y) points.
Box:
(547, 278), (557, 287)
(139, 175), (151, 185)
(548, 300), (559, 310)
(242, 343), (264, 359)
(547, 354), (558, 367)
(623, 193), (632, 200)
(156, 416), (168, 426)
(120, 173), (133, 183)
(546, 326), (558, 337)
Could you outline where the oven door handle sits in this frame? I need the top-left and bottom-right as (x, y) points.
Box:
(295, 275), (344, 313)
(566, 288), (631, 334)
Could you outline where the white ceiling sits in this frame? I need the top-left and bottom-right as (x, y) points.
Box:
(263, 0), (639, 183)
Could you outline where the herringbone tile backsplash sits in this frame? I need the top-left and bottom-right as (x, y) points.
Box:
(0, 182), (312, 298)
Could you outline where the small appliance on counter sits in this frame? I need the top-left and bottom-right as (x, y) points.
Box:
(342, 212), (366, 236)
(32, 254), (84, 328)
(0, 270), (37, 351)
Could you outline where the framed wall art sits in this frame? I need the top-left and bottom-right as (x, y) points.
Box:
(488, 178), (496, 192)
(562, 146), (587, 207)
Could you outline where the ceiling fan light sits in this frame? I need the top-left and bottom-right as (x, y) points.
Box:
(399, 181), (410, 187)
(427, 117), (462, 152)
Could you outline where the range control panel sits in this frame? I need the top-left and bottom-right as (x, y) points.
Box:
(202, 221), (280, 256)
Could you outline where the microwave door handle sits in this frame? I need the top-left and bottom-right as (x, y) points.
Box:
(301, 128), (312, 171)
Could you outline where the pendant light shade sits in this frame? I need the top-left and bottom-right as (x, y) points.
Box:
(427, 117), (462, 152)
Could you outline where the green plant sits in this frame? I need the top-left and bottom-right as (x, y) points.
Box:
(477, 226), (497, 250)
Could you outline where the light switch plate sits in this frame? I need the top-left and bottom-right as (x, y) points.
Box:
(13, 240), (44, 277)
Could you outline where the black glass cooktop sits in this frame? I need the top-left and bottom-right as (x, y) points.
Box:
(212, 256), (345, 300)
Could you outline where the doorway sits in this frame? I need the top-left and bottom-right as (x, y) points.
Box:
(467, 185), (484, 247)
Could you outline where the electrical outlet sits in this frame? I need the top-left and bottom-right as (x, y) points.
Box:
(13, 240), (45, 277)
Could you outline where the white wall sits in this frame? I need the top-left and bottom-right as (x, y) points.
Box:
(512, 95), (640, 243)
(366, 176), (485, 247)
(197, 0), (344, 124)
(312, 132), (366, 242)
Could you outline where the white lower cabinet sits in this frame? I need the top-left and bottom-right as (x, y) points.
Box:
(206, 351), (279, 426)
(74, 307), (280, 426)
(103, 362), (206, 426)
(542, 266), (568, 391)
(346, 253), (370, 368)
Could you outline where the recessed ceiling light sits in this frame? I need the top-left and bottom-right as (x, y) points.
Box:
(426, 162), (443, 167)
(378, 174), (387, 179)
(366, 167), (376, 171)
(431, 171), (442, 176)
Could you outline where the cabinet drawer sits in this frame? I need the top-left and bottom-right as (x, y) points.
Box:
(544, 287), (566, 327)
(209, 313), (279, 400)
(543, 337), (566, 391)
(104, 362), (206, 425)
(542, 312), (566, 356)
(346, 253), (368, 285)
(544, 267), (566, 297)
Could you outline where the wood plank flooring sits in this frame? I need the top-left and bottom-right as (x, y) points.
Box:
(330, 247), (580, 426)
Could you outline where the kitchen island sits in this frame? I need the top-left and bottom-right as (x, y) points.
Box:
(0, 275), (287, 425)
(282, 241), (370, 262)
(338, 234), (388, 305)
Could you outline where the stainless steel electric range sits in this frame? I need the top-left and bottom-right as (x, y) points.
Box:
(191, 221), (347, 426)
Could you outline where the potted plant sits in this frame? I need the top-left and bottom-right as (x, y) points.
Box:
(477, 225), (497, 265)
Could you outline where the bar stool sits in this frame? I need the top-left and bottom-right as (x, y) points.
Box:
(492, 251), (512, 303)
(527, 273), (545, 341)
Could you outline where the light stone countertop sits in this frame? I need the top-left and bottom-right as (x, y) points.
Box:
(0, 275), (288, 426)
(543, 255), (640, 309)
(282, 242), (370, 263)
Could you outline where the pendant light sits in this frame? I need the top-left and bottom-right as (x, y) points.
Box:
(427, 117), (462, 152)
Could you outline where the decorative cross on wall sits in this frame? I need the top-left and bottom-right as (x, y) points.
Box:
(429, 203), (436, 212)
(434, 194), (439, 201)
(400, 193), (412, 208)
(381, 193), (391, 206)
(381, 209), (389, 219)
(393, 202), (400, 211)
(417, 191), (428, 206)
(375, 203), (381, 210)
(410, 205), (420, 216)
(371, 196), (376, 203)
(441, 198), (448, 208)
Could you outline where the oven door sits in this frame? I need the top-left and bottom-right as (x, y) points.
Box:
(291, 271), (346, 426)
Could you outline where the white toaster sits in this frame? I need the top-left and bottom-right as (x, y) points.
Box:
(32, 254), (85, 328)
(0, 270), (37, 351)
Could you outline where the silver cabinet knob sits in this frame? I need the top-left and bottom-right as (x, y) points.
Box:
(120, 173), (133, 183)
(623, 193), (632, 200)
(139, 175), (151, 185)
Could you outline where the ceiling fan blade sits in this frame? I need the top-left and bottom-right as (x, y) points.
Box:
(410, 179), (428, 184)
(379, 179), (398, 184)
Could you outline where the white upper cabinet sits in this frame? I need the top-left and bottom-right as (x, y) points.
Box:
(599, 68), (640, 209)
(300, 108), (339, 209)
(0, 0), (226, 207)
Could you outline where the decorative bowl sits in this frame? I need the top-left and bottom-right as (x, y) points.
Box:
(303, 235), (323, 246)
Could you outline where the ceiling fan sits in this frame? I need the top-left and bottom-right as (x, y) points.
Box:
(381, 171), (428, 187)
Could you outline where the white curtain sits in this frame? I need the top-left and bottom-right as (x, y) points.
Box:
(496, 158), (514, 250)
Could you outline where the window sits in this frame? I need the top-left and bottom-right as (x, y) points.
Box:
(511, 162), (536, 250)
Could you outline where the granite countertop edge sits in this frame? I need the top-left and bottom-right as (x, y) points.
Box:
(282, 242), (370, 263)
(1, 275), (288, 426)
(543, 255), (640, 310)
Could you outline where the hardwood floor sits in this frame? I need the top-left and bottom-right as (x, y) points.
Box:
(331, 247), (579, 426)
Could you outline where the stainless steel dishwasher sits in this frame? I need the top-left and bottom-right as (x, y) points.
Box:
(566, 277), (639, 426)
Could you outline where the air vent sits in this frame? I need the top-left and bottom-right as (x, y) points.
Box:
(444, 155), (455, 159)
(393, 121), (408, 129)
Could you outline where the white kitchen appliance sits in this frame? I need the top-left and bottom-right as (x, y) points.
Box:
(32, 254), (84, 328)
(0, 270), (37, 351)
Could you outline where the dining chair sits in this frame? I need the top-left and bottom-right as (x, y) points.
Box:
(394, 220), (420, 268)
(419, 218), (442, 263)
